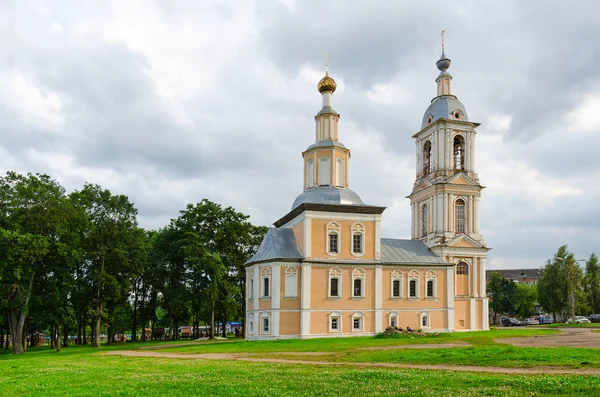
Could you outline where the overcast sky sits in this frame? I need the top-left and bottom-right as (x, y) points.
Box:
(1, 0), (599, 269)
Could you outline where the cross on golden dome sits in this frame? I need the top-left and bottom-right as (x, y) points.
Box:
(317, 52), (337, 94)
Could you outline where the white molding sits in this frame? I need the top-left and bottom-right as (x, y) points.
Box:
(328, 311), (342, 332)
(305, 213), (312, 257)
(328, 267), (342, 298)
(375, 265), (382, 333)
(482, 297), (490, 330)
(261, 308), (450, 313)
(470, 298), (476, 331)
(446, 266), (455, 331)
(305, 211), (381, 222)
(272, 266), (281, 337)
(300, 264), (311, 336)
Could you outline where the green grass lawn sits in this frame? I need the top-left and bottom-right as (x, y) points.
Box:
(1, 329), (600, 396)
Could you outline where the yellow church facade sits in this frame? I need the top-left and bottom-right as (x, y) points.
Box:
(245, 46), (489, 339)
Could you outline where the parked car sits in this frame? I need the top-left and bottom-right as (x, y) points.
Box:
(538, 315), (554, 324)
(522, 318), (539, 325)
(588, 314), (600, 323)
(566, 316), (591, 324)
(502, 318), (521, 326)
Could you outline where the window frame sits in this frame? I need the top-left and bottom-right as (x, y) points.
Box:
(423, 140), (432, 175)
(453, 135), (465, 171)
(329, 311), (342, 333)
(261, 267), (271, 298)
(421, 203), (428, 238)
(319, 157), (331, 186)
(351, 223), (365, 257)
(426, 271), (437, 298)
(306, 159), (314, 188)
(455, 198), (466, 234)
(326, 222), (341, 256)
(260, 313), (270, 335)
(352, 268), (365, 298)
(328, 267), (342, 298)
(420, 311), (430, 330)
(389, 311), (398, 328)
(390, 270), (403, 299)
(352, 312), (364, 332)
(456, 262), (469, 275)
(408, 270), (420, 299)
(336, 158), (344, 187)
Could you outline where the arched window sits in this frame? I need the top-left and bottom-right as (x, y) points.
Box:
(456, 262), (469, 275)
(423, 140), (432, 175)
(329, 267), (342, 298)
(453, 135), (465, 170)
(389, 312), (398, 327)
(426, 271), (436, 298)
(455, 199), (466, 234)
(351, 223), (365, 256)
(408, 270), (419, 298)
(421, 203), (428, 238)
(319, 157), (331, 186)
(326, 222), (340, 256)
(336, 158), (344, 187)
(261, 267), (271, 298)
(329, 311), (342, 332)
(352, 268), (365, 298)
(391, 270), (403, 299)
(306, 160), (314, 188)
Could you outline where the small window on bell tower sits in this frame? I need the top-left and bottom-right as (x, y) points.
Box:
(423, 141), (432, 175)
(453, 136), (464, 171)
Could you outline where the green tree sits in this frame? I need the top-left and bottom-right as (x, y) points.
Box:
(0, 172), (72, 355)
(514, 284), (538, 319)
(487, 272), (517, 322)
(70, 184), (143, 348)
(584, 253), (600, 314)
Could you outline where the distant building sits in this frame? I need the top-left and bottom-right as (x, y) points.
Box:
(486, 269), (541, 285)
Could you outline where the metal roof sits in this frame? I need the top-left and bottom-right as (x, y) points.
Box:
(421, 95), (468, 129)
(380, 238), (448, 265)
(305, 139), (346, 151)
(292, 186), (364, 210)
(245, 228), (303, 265)
(486, 269), (541, 280)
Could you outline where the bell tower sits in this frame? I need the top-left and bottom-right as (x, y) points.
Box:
(408, 33), (489, 330)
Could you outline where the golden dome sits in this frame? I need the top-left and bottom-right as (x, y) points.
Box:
(317, 72), (337, 94)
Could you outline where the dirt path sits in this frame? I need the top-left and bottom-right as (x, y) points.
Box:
(106, 350), (600, 375)
(495, 327), (600, 348)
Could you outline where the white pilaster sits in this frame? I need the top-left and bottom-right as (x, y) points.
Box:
(446, 266), (455, 331)
(482, 298), (489, 330)
(304, 215), (312, 258)
(375, 265), (383, 333)
(472, 257), (478, 298)
(469, 298), (476, 331)
(375, 215), (381, 259)
(480, 257), (487, 297)
(271, 264), (281, 337)
(300, 264), (312, 337)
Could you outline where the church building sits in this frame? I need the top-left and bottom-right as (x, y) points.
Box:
(245, 44), (489, 339)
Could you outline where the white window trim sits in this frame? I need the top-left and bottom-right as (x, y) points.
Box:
(284, 266), (298, 298)
(426, 271), (437, 298)
(261, 267), (271, 298)
(454, 197), (467, 234)
(329, 311), (342, 332)
(248, 278), (254, 300)
(326, 221), (341, 256)
(420, 311), (430, 330)
(336, 158), (344, 187)
(306, 160), (314, 189)
(328, 267), (342, 298)
(408, 270), (420, 299)
(352, 311), (364, 332)
(350, 222), (365, 257)
(319, 157), (331, 186)
(260, 313), (270, 335)
(390, 271), (403, 299)
(421, 203), (428, 238)
(352, 268), (366, 298)
(389, 311), (398, 327)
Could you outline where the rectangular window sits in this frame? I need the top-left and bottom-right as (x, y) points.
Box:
(263, 277), (270, 297)
(329, 233), (338, 253)
(409, 280), (417, 297)
(392, 280), (401, 297)
(422, 316), (429, 328)
(249, 279), (254, 299)
(427, 280), (434, 297)
(353, 317), (362, 330)
(353, 234), (362, 254)
(331, 317), (339, 331)
(390, 316), (397, 327)
(353, 279), (362, 297)
(262, 318), (269, 333)
(330, 278), (339, 297)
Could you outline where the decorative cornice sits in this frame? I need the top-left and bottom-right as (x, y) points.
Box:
(274, 203), (386, 228)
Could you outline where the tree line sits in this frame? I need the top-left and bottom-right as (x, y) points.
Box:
(488, 245), (600, 322)
(0, 171), (266, 355)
